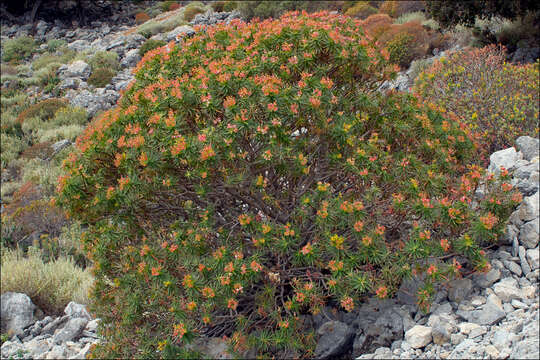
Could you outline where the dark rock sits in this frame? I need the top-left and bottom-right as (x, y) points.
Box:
(315, 321), (355, 359)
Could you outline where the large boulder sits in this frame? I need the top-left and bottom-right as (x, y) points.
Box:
(488, 147), (521, 174)
(516, 136), (540, 161)
(1, 293), (37, 336)
(59, 60), (91, 80)
(314, 321), (355, 359)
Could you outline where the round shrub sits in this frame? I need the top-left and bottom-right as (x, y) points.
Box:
(88, 51), (120, 71)
(16, 98), (68, 124)
(135, 12), (151, 24)
(361, 13), (393, 38)
(210, 0), (226, 12)
(57, 11), (520, 358)
(162, 1), (180, 12)
(2, 36), (36, 63)
(87, 68), (116, 88)
(377, 21), (430, 68)
(183, 4), (206, 22)
(413, 44), (539, 154)
(345, 2), (378, 19)
(139, 39), (167, 57)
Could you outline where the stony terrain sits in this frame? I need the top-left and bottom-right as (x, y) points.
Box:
(1, 5), (539, 360)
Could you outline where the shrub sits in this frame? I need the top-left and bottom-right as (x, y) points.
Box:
(16, 98), (68, 124)
(21, 142), (55, 160)
(51, 106), (88, 127)
(0, 247), (93, 315)
(223, 0), (239, 12)
(2, 36), (36, 63)
(2, 180), (67, 248)
(210, 0), (226, 12)
(361, 13), (393, 38)
(135, 12), (151, 24)
(88, 68), (116, 88)
(162, 1), (179, 12)
(46, 39), (67, 53)
(237, 1), (342, 20)
(36, 124), (85, 143)
(183, 3), (206, 22)
(0, 133), (25, 167)
(139, 39), (167, 57)
(377, 21), (430, 68)
(413, 45), (539, 154)
(87, 51), (120, 71)
(379, 1), (426, 18)
(56, 11), (522, 358)
(345, 2), (378, 19)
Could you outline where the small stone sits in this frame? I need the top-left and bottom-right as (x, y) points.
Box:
(511, 299), (528, 309)
(432, 325), (450, 345)
(491, 329), (513, 351)
(458, 322), (481, 335)
(64, 302), (91, 320)
(53, 318), (88, 344)
(516, 136), (540, 160)
(493, 278), (521, 302)
(447, 278), (473, 303)
(484, 344), (500, 359)
(518, 193), (539, 223)
(526, 248), (539, 270)
(472, 268), (501, 288)
(519, 246), (532, 275)
(520, 217), (540, 249)
(504, 260), (523, 276)
(469, 326), (487, 339)
(404, 325), (432, 349)
(470, 296), (486, 307)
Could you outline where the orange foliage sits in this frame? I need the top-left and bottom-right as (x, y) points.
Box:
(135, 12), (150, 25)
(361, 13), (393, 39)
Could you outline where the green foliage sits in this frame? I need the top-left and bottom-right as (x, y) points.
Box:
(56, 11), (520, 358)
(161, 1), (179, 12)
(16, 98), (68, 124)
(2, 36), (36, 63)
(0, 133), (25, 167)
(46, 39), (67, 53)
(223, 0), (239, 12)
(0, 246), (93, 315)
(237, 1), (342, 20)
(377, 21), (430, 68)
(345, 2), (378, 19)
(88, 68), (116, 88)
(139, 39), (167, 57)
(210, 1), (226, 12)
(414, 45), (539, 154)
(183, 3), (205, 22)
(87, 51), (120, 71)
(426, 0), (540, 28)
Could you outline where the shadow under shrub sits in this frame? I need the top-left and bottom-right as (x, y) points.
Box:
(413, 44), (539, 155)
(57, 11), (521, 359)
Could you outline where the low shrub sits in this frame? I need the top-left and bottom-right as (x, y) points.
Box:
(20, 142), (55, 160)
(87, 51), (120, 71)
(51, 106), (88, 127)
(361, 13), (394, 38)
(345, 2), (378, 19)
(162, 1), (180, 12)
(183, 3), (206, 22)
(36, 124), (85, 143)
(16, 98), (68, 124)
(0, 247), (93, 315)
(32, 54), (64, 71)
(223, 0), (239, 12)
(413, 44), (540, 154)
(2, 181), (67, 249)
(46, 39), (67, 53)
(0, 133), (25, 167)
(139, 39), (167, 57)
(21, 159), (65, 197)
(377, 21), (430, 68)
(379, 1), (426, 18)
(2, 36), (36, 63)
(57, 11), (520, 358)
(87, 68), (116, 88)
(210, 0), (226, 12)
(135, 12), (151, 24)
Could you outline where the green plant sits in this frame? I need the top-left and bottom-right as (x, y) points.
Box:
(0, 333), (8, 346)
(345, 2), (378, 19)
(2, 36), (36, 63)
(51, 106), (88, 127)
(377, 21), (430, 68)
(162, 1), (179, 12)
(223, 0), (239, 12)
(139, 39), (167, 57)
(210, 0), (226, 12)
(413, 44), (539, 154)
(87, 68), (116, 88)
(0, 246), (93, 315)
(0, 133), (25, 167)
(183, 3), (206, 22)
(16, 98), (68, 124)
(378, 1), (426, 18)
(46, 39), (67, 53)
(87, 51), (120, 71)
(56, 11), (521, 358)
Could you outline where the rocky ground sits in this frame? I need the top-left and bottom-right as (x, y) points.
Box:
(1, 5), (539, 360)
